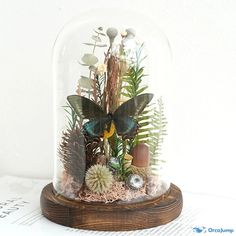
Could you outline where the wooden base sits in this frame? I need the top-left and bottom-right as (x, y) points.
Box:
(40, 183), (183, 231)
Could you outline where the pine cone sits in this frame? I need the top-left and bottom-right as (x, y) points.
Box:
(84, 135), (103, 169)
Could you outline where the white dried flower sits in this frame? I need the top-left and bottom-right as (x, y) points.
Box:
(120, 31), (128, 37)
(96, 64), (107, 75)
(126, 28), (136, 39)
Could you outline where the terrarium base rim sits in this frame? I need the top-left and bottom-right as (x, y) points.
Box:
(40, 183), (183, 231)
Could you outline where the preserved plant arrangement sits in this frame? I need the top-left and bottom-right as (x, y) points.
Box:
(54, 26), (170, 203)
(40, 14), (183, 230)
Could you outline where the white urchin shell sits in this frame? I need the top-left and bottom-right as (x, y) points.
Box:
(126, 174), (144, 190)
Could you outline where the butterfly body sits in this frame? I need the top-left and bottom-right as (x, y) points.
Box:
(67, 93), (153, 139)
(83, 114), (113, 138)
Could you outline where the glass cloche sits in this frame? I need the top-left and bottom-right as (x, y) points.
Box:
(52, 11), (171, 203)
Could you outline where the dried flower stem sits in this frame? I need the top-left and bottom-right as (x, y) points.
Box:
(92, 74), (98, 103)
(106, 55), (120, 113)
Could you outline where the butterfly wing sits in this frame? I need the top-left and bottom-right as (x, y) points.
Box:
(114, 93), (154, 117)
(83, 117), (110, 138)
(113, 116), (139, 139)
(67, 95), (106, 119)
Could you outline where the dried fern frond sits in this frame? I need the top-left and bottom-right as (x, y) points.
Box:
(134, 98), (167, 173)
(63, 103), (79, 130)
(94, 74), (105, 106)
(149, 98), (167, 173)
(59, 126), (86, 184)
(119, 44), (168, 173)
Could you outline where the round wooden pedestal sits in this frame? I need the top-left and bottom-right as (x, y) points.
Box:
(40, 183), (183, 231)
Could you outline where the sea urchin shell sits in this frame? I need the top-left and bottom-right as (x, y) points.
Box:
(126, 174), (144, 190)
(85, 164), (113, 194)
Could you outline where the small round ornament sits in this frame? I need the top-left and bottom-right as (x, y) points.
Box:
(126, 174), (144, 190)
(108, 157), (120, 170)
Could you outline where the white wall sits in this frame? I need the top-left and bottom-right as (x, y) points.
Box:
(0, 0), (236, 197)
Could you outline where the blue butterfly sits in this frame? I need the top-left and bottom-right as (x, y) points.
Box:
(67, 93), (153, 139)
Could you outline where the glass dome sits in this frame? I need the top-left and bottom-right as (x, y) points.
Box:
(52, 10), (171, 203)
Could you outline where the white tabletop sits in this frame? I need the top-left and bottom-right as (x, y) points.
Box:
(0, 176), (235, 236)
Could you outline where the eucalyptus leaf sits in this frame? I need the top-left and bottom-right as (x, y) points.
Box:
(81, 53), (98, 65)
(89, 65), (97, 72)
(94, 30), (106, 36)
(83, 43), (96, 46)
(97, 44), (107, 47)
(78, 76), (94, 89)
(92, 35), (101, 42)
(83, 43), (107, 47)
(78, 62), (89, 66)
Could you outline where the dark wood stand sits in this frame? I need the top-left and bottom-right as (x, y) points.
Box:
(40, 183), (183, 231)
